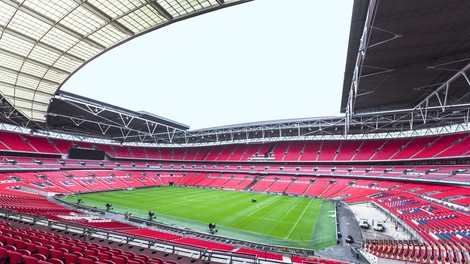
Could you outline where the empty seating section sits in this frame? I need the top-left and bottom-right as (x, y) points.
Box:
(0, 224), (187, 264)
(370, 139), (405, 160)
(266, 177), (292, 193)
(130, 147), (147, 159)
(283, 142), (304, 161)
(364, 239), (470, 263)
(299, 141), (321, 161)
(182, 148), (198, 160)
(321, 179), (352, 198)
(317, 141), (340, 161)
(306, 178), (341, 197)
(49, 139), (73, 154)
(114, 146), (132, 158)
(95, 143), (116, 157)
(227, 145), (248, 161)
(204, 145), (225, 161)
(215, 145), (235, 161)
(271, 142), (289, 160)
(159, 148), (172, 160)
(392, 137), (435, 160)
(23, 136), (59, 154)
(413, 134), (468, 159)
(5, 130), (470, 264)
(335, 141), (361, 161)
(437, 134), (470, 157)
(3, 131), (470, 161)
(0, 188), (77, 218)
(241, 144), (264, 161)
(368, 190), (470, 245)
(145, 147), (160, 159)
(0, 132), (36, 153)
(353, 140), (383, 161)
(284, 180), (310, 195)
(171, 148), (185, 160)
(205, 176), (230, 187)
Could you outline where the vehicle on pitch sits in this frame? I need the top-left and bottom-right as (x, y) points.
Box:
(359, 218), (369, 229)
(345, 235), (354, 243)
(373, 222), (384, 231)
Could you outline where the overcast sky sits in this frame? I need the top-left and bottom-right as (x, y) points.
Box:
(62, 0), (354, 130)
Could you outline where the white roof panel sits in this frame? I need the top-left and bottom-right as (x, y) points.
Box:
(0, 0), (248, 122)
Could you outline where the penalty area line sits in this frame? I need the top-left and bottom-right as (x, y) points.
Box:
(284, 199), (313, 239)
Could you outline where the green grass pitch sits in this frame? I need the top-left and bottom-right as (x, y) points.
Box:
(62, 186), (336, 249)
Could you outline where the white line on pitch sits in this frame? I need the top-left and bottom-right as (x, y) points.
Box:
(284, 199), (313, 239)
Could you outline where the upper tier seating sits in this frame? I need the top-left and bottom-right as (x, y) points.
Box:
(2, 130), (470, 162)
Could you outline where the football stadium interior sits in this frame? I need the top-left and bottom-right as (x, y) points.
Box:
(0, 0), (470, 264)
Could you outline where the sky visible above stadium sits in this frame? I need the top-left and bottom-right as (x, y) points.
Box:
(62, 0), (354, 130)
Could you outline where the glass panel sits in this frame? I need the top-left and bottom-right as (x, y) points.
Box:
(21, 62), (48, 79)
(0, 52), (23, 71)
(88, 24), (128, 47)
(88, 0), (147, 19)
(16, 75), (40, 89)
(118, 5), (166, 32)
(0, 33), (35, 57)
(22, 0), (77, 22)
(9, 10), (51, 41)
(68, 41), (102, 61)
(53, 56), (82, 73)
(41, 27), (80, 53)
(0, 2), (16, 26)
(29, 46), (62, 66)
(60, 6), (106, 36)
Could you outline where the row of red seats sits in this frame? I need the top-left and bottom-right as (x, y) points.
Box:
(364, 239), (470, 263)
(0, 223), (180, 264)
(3, 130), (470, 161)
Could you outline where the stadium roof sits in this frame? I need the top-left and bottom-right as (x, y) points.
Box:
(342, 0), (470, 115)
(2, 0), (470, 144)
(0, 0), (250, 123)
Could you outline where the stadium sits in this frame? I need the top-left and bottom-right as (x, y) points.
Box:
(0, 0), (469, 264)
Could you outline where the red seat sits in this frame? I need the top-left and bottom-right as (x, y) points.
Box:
(97, 252), (111, 261)
(17, 249), (31, 256)
(4, 245), (16, 251)
(63, 252), (79, 264)
(48, 258), (64, 264)
(127, 260), (144, 264)
(78, 257), (95, 264)
(35, 246), (49, 256)
(23, 255), (39, 264)
(7, 250), (24, 264)
(136, 254), (149, 262)
(122, 252), (135, 260)
(14, 239), (26, 249)
(25, 242), (38, 253)
(111, 255), (127, 264)
(70, 246), (83, 254)
(0, 247), (8, 263)
(31, 253), (47, 261)
(84, 249), (97, 257)
(148, 258), (164, 264)
(49, 249), (64, 259)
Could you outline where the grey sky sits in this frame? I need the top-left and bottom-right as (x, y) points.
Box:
(62, 0), (354, 130)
